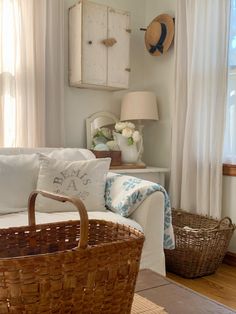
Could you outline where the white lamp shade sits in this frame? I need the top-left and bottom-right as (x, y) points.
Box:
(120, 91), (159, 121)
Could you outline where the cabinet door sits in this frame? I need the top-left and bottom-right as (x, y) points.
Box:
(82, 1), (107, 86)
(107, 8), (130, 89)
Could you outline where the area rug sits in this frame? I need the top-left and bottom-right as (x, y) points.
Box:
(132, 294), (168, 313)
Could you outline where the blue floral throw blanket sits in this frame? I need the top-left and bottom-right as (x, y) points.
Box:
(105, 173), (175, 249)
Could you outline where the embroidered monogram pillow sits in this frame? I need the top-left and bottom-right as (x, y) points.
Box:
(36, 156), (111, 212)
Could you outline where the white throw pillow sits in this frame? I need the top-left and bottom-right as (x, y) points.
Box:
(46, 148), (95, 161)
(36, 156), (111, 212)
(0, 154), (39, 214)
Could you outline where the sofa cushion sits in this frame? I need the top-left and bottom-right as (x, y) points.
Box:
(0, 154), (39, 214)
(0, 210), (143, 231)
(36, 156), (111, 212)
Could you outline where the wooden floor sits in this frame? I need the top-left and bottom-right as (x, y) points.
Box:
(167, 264), (236, 310)
(136, 269), (236, 314)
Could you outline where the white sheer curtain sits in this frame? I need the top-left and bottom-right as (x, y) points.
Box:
(170, 0), (230, 218)
(224, 0), (236, 163)
(0, 0), (64, 147)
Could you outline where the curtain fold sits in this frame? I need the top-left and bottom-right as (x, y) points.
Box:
(0, 0), (64, 147)
(45, 0), (65, 147)
(170, 0), (230, 218)
(15, 0), (47, 147)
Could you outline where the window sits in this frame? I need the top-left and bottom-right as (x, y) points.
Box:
(0, 1), (63, 148)
(0, 0), (18, 146)
(229, 0), (236, 68)
(224, 0), (236, 163)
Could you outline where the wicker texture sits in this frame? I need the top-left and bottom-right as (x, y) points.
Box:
(165, 209), (235, 278)
(0, 191), (144, 313)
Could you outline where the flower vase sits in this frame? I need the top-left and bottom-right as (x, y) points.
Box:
(113, 132), (141, 164)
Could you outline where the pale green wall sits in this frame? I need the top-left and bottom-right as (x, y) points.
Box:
(142, 0), (176, 168)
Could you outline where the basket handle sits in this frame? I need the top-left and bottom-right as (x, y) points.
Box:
(214, 217), (234, 229)
(28, 190), (89, 249)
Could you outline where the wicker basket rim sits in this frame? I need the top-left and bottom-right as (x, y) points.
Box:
(172, 209), (235, 232)
(0, 218), (145, 261)
(0, 238), (145, 262)
(0, 218), (144, 235)
(173, 225), (235, 233)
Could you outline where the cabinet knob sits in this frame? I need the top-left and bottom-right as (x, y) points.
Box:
(102, 38), (117, 47)
(125, 68), (131, 72)
(88, 40), (92, 45)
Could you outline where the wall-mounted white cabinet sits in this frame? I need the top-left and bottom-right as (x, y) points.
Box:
(69, 0), (130, 91)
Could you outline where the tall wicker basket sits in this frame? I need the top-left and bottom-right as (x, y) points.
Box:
(0, 191), (144, 314)
(165, 209), (235, 278)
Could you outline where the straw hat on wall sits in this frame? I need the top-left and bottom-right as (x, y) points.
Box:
(145, 14), (175, 56)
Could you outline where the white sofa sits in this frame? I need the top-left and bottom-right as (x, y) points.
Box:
(0, 147), (166, 275)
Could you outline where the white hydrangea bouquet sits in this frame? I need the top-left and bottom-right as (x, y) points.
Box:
(114, 121), (141, 145)
(113, 121), (142, 163)
(91, 121), (142, 164)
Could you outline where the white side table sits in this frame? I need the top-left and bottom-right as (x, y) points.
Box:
(110, 166), (169, 187)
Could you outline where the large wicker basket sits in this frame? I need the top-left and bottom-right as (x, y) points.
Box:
(165, 209), (235, 278)
(0, 191), (144, 313)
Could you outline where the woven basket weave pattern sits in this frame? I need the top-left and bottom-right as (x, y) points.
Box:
(0, 191), (144, 313)
(165, 209), (235, 278)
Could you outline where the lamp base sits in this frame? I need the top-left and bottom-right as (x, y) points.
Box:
(137, 160), (146, 167)
(136, 121), (145, 165)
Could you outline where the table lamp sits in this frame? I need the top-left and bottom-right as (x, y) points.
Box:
(120, 91), (159, 165)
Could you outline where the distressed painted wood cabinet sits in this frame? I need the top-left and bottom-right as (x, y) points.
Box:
(69, 0), (130, 90)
